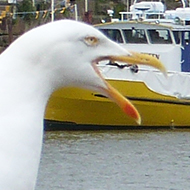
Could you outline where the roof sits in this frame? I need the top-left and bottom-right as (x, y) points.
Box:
(95, 20), (190, 31)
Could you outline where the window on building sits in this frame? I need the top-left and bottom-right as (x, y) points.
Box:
(148, 29), (172, 44)
(122, 29), (147, 44)
(99, 29), (123, 43)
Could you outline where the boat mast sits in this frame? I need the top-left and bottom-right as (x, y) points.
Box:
(85, 0), (88, 12)
(51, 0), (54, 22)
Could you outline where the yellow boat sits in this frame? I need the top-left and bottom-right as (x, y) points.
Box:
(45, 1), (190, 128)
(45, 80), (190, 128)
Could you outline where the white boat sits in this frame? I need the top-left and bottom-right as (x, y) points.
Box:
(45, 1), (190, 129)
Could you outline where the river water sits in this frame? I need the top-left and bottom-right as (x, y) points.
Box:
(36, 129), (190, 190)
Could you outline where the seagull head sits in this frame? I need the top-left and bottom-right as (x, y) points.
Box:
(7, 20), (166, 124)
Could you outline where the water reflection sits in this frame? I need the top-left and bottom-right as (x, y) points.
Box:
(36, 129), (190, 190)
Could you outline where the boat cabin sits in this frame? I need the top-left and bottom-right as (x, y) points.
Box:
(95, 21), (190, 72)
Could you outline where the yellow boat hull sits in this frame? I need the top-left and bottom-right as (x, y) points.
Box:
(45, 80), (190, 127)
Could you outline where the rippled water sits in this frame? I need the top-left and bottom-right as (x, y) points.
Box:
(36, 129), (190, 190)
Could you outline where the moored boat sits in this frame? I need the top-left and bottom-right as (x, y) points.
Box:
(45, 1), (190, 128)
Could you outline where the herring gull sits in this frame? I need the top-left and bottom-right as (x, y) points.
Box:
(0, 20), (165, 189)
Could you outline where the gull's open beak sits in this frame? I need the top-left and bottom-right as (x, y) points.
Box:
(92, 52), (166, 125)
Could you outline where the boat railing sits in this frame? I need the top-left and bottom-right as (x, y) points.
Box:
(118, 11), (190, 26)
(119, 11), (164, 21)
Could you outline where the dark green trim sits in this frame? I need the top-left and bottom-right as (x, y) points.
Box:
(44, 119), (173, 131)
(44, 120), (190, 131)
(93, 94), (190, 106)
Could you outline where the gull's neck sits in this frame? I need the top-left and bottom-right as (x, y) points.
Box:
(0, 52), (54, 190)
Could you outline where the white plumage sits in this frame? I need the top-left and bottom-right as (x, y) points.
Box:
(0, 20), (164, 189)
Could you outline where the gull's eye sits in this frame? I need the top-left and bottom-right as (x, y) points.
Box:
(84, 36), (99, 46)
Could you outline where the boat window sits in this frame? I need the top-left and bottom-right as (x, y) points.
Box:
(99, 29), (123, 43)
(173, 31), (180, 44)
(148, 29), (172, 44)
(122, 29), (147, 43)
(184, 31), (190, 45)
